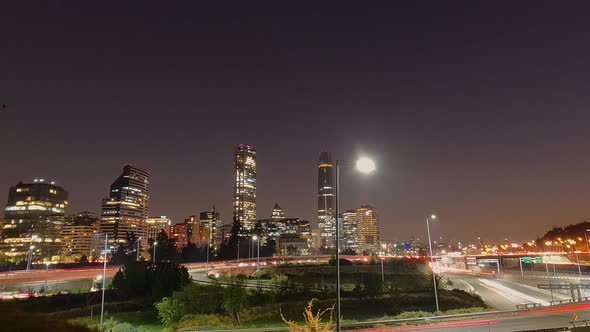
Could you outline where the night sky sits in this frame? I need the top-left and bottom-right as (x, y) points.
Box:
(2, 2), (590, 244)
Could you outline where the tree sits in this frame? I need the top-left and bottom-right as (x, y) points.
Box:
(223, 277), (247, 324)
(111, 232), (139, 265)
(149, 230), (180, 264)
(112, 261), (190, 301)
(218, 220), (242, 260)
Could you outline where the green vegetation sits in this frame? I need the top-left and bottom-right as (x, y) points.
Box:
(111, 262), (190, 301)
(0, 258), (486, 332)
(153, 258), (486, 331)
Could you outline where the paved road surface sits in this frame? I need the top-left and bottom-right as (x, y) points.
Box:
(355, 303), (590, 331)
(444, 273), (571, 310)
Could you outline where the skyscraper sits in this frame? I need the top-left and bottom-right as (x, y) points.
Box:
(271, 203), (285, 221)
(233, 144), (256, 235)
(99, 165), (150, 248)
(342, 209), (359, 252)
(357, 205), (380, 253)
(199, 207), (221, 248)
(2, 180), (68, 261)
(317, 152), (335, 249)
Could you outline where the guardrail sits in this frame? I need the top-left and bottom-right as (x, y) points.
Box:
(551, 297), (590, 306)
(516, 303), (543, 310)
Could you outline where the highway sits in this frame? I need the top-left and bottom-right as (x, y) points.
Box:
(355, 303), (590, 331)
(444, 272), (571, 310)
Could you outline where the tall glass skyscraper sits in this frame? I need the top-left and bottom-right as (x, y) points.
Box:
(317, 151), (335, 249)
(233, 144), (257, 235)
(2, 180), (68, 261)
(99, 165), (150, 248)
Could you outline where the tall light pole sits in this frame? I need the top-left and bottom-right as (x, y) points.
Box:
(136, 237), (141, 261)
(100, 234), (108, 330)
(334, 156), (376, 332)
(153, 241), (158, 264)
(252, 235), (260, 268)
(26, 234), (38, 271)
(426, 214), (440, 312)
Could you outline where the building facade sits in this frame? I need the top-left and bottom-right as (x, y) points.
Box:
(199, 207), (221, 248)
(2, 180), (68, 261)
(99, 165), (150, 249)
(146, 216), (171, 241)
(61, 211), (100, 259)
(271, 203), (285, 221)
(357, 205), (379, 253)
(342, 209), (359, 252)
(317, 152), (335, 249)
(171, 223), (188, 248)
(233, 144), (257, 235)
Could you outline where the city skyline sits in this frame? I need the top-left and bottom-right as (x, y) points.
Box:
(3, 3), (590, 244)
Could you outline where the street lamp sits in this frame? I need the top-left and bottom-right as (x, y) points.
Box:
(136, 237), (141, 261)
(334, 156), (376, 332)
(252, 235), (260, 268)
(26, 234), (38, 271)
(100, 234), (108, 331)
(426, 214), (440, 312)
(153, 241), (158, 264)
(26, 245), (35, 271)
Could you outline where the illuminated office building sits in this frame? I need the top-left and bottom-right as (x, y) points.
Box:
(271, 203), (285, 221)
(184, 215), (200, 245)
(342, 209), (359, 252)
(146, 216), (171, 241)
(357, 205), (380, 253)
(2, 180), (68, 261)
(61, 211), (100, 259)
(99, 165), (150, 249)
(171, 223), (188, 248)
(199, 207), (221, 248)
(233, 144), (257, 235)
(317, 152), (335, 249)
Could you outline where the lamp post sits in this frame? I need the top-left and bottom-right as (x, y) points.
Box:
(153, 241), (158, 264)
(136, 237), (141, 261)
(26, 234), (38, 272)
(334, 156), (376, 332)
(252, 235), (260, 268)
(26, 245), (35, 271)
(99, 234), (108, 330)
(426, 214), (440, 312)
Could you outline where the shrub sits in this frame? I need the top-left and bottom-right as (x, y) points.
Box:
(155, 297), (185, 327)
(395, 311), (433, 319)
(281, 299), (334, 332)
(173, 313), (233, 330)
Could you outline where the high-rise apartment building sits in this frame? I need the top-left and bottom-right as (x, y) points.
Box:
(317, 152), (335, 248)
(99, 165), (150, 249)
(357, 205), (379, 253)
(2, 180), (68, 261)
(233, 144), (257, 235)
